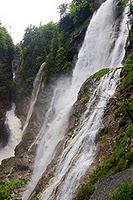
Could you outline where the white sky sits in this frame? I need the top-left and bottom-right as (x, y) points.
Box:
(0, 0), (71, 44)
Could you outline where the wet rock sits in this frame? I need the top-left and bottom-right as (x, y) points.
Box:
(90, 166), (133, 200)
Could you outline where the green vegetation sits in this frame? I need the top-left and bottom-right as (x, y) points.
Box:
(18, 22), (57, 95)
(94, 68), (110, 81)
(18, 0), (98, 96)
(91, 125), (133, 182)
(0, 25), (14, 53)
(76, 125), (133, 200)
(31, 197), (39, 200)
(108, 181), (133, 200)
(69, 0), (96, 28)
(0, 178), (28, 200)
(76, 52), (133, 200)
(0, 24), (14, 99)
(81, 93), (89, 104)
(115, 53), (133, 124)
(80, 68), (111, 104)
(15, 0), (132, 98)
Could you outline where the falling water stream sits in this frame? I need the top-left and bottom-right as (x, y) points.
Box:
(22, 63), (45, 134)
(0, 104), (22, 164)
(0, 63), (45, 164)
(23, 0), (128, 199)
(41, 69), (121, 200)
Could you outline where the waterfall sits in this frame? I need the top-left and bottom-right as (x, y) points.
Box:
(0, 63), (45, 164)
(22, 63), (45, 134)
(41, 69), (121, 200)
(23, 0), (128, 199)
(0, 104), (22, 164)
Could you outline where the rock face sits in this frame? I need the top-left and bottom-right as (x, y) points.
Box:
(90, 166), (133, 200)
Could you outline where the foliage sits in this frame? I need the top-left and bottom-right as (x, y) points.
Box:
(18, 0), (98, 96)
(0, 25), (14, 99)
(58, 3), (69, 19)
(91, 125), (133, 182)
(76, 52), (133, 200)
(69, 0), (95, 27)
(0, 26), (14, 54)
(94, 68), (110, 81)
(76, 125), (133, 200)
(81, 93), (89, 104)
(31, 197), (39, 200)
(18, 22), (57, 95)
(121, 54), (133, 91)
(115, 53), (133, 123)
(79, 68), (111, 104)
(0, 179), (28, 200)
(108, 181), (133, 200)
(77, 182), (95, 200)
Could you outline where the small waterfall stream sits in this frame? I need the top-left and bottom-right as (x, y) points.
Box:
(22, 63), (45, 134)
(0, 104), (22, 164)
(23, 0), (128, 199)
(0, 63), (45, 164)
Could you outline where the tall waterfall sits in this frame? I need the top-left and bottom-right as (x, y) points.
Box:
(23, 0), (128, 199)
(41, 69), (121, 200)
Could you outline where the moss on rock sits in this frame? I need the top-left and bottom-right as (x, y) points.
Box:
(93, 68), (110, 81)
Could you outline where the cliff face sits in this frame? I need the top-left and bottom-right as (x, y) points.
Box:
(0, 26), (14, 148)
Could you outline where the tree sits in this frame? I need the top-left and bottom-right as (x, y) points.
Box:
(58, 3), (69, 19)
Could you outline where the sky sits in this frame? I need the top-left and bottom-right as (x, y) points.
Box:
(0, 0), (71, 44)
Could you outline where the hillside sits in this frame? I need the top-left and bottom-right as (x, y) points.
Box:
(0, 24), (14, 148)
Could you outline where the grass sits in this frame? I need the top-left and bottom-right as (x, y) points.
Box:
(80, 68), (111, 104)
(76, 124), (133, 200)
(108, 181), (133, 200)
(91, 125), (133, 182)
(0, 178), (28, 200)
(94, 68), (110, 81)
(115, 53), (133, 124)
(81, 93), (89, 104)
(31, 197), (39, 200)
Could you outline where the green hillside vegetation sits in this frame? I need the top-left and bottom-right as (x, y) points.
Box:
(17, 0), (100, 96)
(0, 24), (14, 99)
(0, 179), (28, 200)
(108, 181), (133, 200)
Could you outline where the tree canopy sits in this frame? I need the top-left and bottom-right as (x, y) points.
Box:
(0, 24), (14, 99)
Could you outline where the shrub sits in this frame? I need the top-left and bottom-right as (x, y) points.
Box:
(108, 181), (133, 200)
(94, 68), (110, 81)
(0, 179), (28, 200)
(76, 125), (133, 200)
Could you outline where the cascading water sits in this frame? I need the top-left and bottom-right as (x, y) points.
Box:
(22, 63), (45, 134)
(23, 0), (128, 199)
(41, 69), (121, 200)
(0, 104), (22, 164)
(0, 63), (45, 164)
